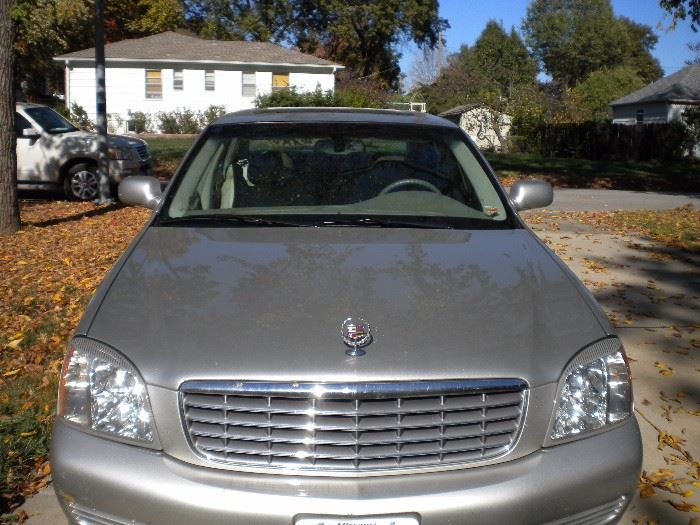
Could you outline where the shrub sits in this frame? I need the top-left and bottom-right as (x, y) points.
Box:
(176, 108), (200, 134)
(201, 105), (226, 127)
(68, 103), (94, 131)
(107, 113), (123, 134)
(127, 111), (151, 134)
(156, 111), (179, 134)
(254, 87), (341, 108)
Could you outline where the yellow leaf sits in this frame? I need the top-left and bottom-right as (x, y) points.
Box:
(6, 337), (23, 350)
(3, 368), (21, 377)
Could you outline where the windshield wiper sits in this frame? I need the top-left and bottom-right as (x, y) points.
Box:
(320, 217), (454, 229)
(158, 214), (312, 227)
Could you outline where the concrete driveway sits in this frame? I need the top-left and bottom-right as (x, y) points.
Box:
(545, 188), (700, 211)
(15, 193), (700, 524)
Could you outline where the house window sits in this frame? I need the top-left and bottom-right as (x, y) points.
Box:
(636, 109), (644, 124)
(242, 72), (256, 97)
(205, 70), (215, 91)
(173, 69), (183, 91)
(145, 69), (162, 99)
(272, 72), (289, 92)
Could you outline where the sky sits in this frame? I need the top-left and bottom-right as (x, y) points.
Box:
(398, 0), (697, 86)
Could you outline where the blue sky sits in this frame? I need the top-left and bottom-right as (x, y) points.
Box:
(398, 0), (697, 85)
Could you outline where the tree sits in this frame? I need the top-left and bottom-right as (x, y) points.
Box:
(572, 66), (646, 120)
(409, 39), (447, 89)
(660, 0), (700, 30)
(420, 22), (537, 114)
(522, 0), (662, 87)
(13, 0), (183, 99)
(0, 0), (19, 234)
(184, 0), (449, 88)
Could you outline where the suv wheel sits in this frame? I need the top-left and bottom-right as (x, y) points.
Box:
(64, 163), (99, 201)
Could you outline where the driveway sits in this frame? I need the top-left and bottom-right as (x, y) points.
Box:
(545, 188), (700, 211)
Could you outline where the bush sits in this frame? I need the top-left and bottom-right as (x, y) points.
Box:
(176, 108), (200, 134)
(254, 87), (341, 108)
(154, 106), (227, 134)
(107, 113), (123, 134)
(201, 105), (226, 127)
(127, 111), (151, 134)
(56, 103), (94, 131)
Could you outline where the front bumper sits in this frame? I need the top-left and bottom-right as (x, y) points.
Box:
(52, 417), (642, 525)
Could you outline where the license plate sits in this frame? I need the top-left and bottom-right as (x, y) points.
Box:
(295, 516), (419, 525)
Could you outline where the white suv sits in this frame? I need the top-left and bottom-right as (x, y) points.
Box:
(16, 102), (152, 200)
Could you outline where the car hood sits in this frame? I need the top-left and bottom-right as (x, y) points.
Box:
(57, 131), (146, 149)
(86, 227), (608, 389)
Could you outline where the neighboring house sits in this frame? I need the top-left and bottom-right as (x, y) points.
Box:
(610, 64), (700, 125)
(439, 104), (512, 151)
(54, 31), (343, 133)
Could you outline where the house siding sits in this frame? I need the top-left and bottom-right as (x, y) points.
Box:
(611, 102), (670, 124)
(65, 63), (336, 133)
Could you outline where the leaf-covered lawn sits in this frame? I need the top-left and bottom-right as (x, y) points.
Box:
(0, 202), (150, 514)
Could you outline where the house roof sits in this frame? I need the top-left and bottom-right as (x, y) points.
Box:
(54, 31), (343, 69)
(439, 104), (482, 117)
(610, 64), (700, 106)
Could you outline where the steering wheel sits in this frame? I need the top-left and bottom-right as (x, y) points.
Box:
(379, 178), (441, 195)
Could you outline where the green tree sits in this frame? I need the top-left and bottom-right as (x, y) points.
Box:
(421, 22), (537, 114)
(13, 0), (184, 98)
(522, 0), (662, 86)
(184, 0), (448, 88)
(572, 66), (646, 120)
(660, 0), (700, 30)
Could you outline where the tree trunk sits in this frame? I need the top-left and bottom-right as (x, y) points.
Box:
(0, 0), (19, 234)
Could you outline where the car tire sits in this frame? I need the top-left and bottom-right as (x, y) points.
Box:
(64, 163), (99, 201)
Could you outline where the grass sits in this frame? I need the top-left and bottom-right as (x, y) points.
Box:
(147, 136), (196, 178)
(484, 152), (700, 192)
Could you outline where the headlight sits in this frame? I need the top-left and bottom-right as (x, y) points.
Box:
(107, 146), (135, 160)
(58, 337), (155, 443)
(548, 338), (632, 442)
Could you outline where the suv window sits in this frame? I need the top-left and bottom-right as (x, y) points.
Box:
(24, 107), (78, 134)
(15, 112), (33, 136)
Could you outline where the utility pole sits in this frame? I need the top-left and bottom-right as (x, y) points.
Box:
(95, 0), (111, 203)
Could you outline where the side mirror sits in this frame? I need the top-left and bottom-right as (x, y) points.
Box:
(21, 128), (40, 139)
(509, 179), (553, 211)
(118, 176), (162, 210)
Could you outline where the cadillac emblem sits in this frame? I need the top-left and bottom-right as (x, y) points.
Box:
(341, 318), (372, 356)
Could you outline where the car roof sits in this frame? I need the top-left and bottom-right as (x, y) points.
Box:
(214, 107), (458, 128)
(16, 102), (48, 109)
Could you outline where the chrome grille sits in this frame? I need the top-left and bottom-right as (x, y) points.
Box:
(181, 380), (527, 472)
(135, 144), (150, 161)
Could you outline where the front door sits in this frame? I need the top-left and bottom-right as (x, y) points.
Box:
(15, 112), (45, 182)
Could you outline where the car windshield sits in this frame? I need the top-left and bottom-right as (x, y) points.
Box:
(24, 107), (78, 134)
(162, 123), (512, 229)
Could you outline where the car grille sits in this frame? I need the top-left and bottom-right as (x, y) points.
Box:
(135, 144), (150, 161)
(180, 380), (527, 472)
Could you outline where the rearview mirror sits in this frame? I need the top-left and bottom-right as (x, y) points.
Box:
(509, 179), (553, 211)
(118, 176), (162, 210)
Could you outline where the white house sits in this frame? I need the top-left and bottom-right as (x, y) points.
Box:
(54, 31), (343, 133)
(439, 104), (513, 152)
(610, 64), (700, 125)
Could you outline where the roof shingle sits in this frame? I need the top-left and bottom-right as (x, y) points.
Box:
(54, 31), (342, 68)
(609, 64), (700, 106)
